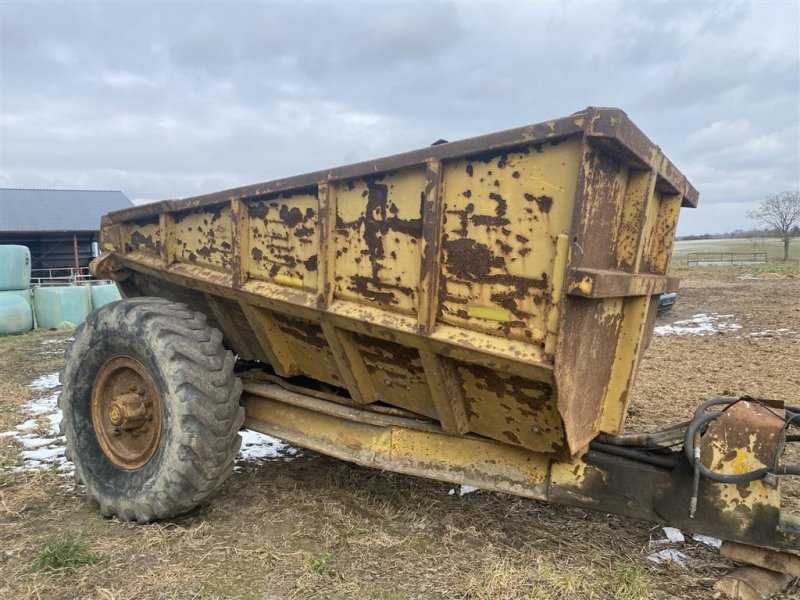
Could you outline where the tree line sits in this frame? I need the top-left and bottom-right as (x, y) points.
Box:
(677, 226), (800, 242)
(678, 191), (799, 261)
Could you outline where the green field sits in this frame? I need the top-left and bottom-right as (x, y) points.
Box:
(672, 237), (800, 264)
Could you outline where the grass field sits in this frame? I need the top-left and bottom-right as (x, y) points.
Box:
(672, 237), (800, 264)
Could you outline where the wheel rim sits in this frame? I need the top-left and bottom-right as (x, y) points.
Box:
(91, 354), (162, 470)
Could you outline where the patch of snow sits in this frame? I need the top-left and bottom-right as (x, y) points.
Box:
(7, 372), (298, 475)
(646, 526), (725, 568)
(649, 529), (683, 549)
(22, 445), (65, 461)
(45, 411), (61, 432)
(19, 437), (57, 449)
(26, 393), (59, 415)
(29, 372), (60, 391)
(654, 313), (742, 337)
(748, 328), (796, 338)
(646, 549), (688, 568)
(448, 484), (480, 496)
(237, 429), (297, 463)
(692, 534), (722, 549)
(15, 419), (38, 432)
(1, 375), (71, 475)
(662, 526), (685, 543)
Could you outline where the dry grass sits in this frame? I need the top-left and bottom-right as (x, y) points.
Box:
(0, 454), (746, 599)
(0, 329), (71, 468)
(0, 271), (798, 599)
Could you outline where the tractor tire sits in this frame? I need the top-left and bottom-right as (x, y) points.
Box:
(59, 297), (244, 522)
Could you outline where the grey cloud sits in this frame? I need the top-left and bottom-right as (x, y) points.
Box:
(1, 1), (798, 236)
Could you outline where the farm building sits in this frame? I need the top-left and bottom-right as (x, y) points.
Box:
(0, 188), (133, 280)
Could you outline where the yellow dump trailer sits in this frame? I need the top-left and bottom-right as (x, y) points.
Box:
(62, 107), (797, 554)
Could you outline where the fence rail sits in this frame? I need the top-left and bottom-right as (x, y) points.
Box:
(685, 252), (767, 266)
(30, 267), (111, 286)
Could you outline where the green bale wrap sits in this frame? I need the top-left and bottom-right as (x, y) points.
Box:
(90, 284), (122, 309)
(4, 288), (32, 306)
(34, 286), (91, 329)
(0, 291), (34, 334)
(0, 245), (32, 291)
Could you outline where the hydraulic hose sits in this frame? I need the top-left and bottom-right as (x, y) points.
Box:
(594, 421), (691, 448)
(683, 397), (800, 484)
(588, 441), (680, 469)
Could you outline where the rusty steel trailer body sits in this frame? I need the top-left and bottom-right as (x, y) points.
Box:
(90, 107), (798, 551)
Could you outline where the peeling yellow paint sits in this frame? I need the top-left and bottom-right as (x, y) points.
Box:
(439, 137), (581, 344)
(274, 274), (305, 288)
(574, 276), (593, 295)
(467, 305), (513, 322)
(104, 111), (692, 463)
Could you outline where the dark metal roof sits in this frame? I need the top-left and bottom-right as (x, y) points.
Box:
(0, 188), (134, 232)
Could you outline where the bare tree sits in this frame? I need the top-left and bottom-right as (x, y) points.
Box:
(747, 191), (800, 261)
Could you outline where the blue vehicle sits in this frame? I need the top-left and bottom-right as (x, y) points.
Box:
(657, 292), (677, 315)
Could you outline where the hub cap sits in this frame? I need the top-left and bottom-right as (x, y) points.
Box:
(91, 355), (162, 470)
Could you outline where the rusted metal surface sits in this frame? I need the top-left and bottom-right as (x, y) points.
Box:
(95, 107), (696, 461)
(91, 354), (162, 470)
(720, 541), (800, 576)
(695, 402), (786, 536)
(238, 380), (798, 551)
(654, 401), (798, 551)
(89, 250), (130, 282)
(248, 192), (319, 291)
(713, 566), (794, 600)
(241, 381), (552, 500)
(699, 402), (786, 477)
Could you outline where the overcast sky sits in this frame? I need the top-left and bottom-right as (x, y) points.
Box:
(1, 1), (798, 236)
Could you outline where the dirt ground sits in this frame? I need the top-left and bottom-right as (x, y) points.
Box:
(0, 264), (798, 600)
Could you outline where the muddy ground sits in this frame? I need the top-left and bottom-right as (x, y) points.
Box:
(0, 265), (798, 600)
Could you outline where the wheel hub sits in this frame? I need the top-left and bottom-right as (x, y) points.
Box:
(91, 355), (162, 470)
(107, 392), (148, 430)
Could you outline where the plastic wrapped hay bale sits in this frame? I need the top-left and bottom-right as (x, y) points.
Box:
(33, 286), (91, 329)
(90, 283), (122, 309)
(0, 245), (32, 291)
(0, 291), (34, 334)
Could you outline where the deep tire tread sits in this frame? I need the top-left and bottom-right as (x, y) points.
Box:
(59, 297), (243, 523)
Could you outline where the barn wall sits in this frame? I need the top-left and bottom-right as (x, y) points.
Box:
(0, 232), (98, 271)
